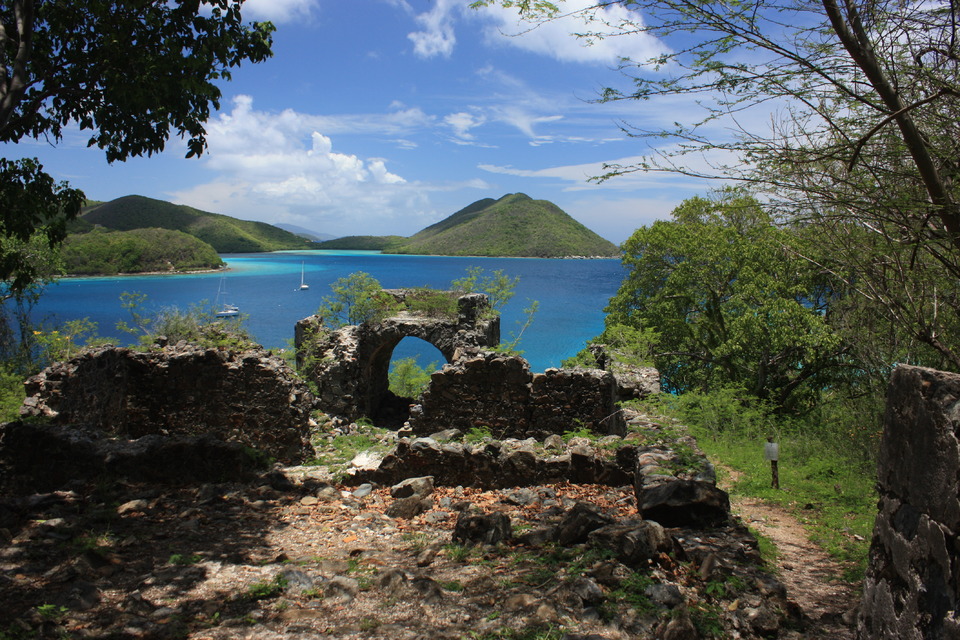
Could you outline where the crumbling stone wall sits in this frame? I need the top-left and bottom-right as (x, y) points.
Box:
(408, 352), (626, 439)
(295, 291), (500, 422)
(531, 367), (626, 437)
(858, 365), (960, 639)
(20, 344), (315, 464)
(297, 289), (640, 439)
(408, 352), (534, 437)
(586, 343), (660, 402)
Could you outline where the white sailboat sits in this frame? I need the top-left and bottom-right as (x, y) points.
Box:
(215, 276), (240, 317)
(298, 262), (309, 290)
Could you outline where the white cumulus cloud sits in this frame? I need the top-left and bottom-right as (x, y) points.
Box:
(408, 0), (458, 58)
(474, 0), (668, 65)
(169, 96), (424, 236)
(239, 0), (319, 24)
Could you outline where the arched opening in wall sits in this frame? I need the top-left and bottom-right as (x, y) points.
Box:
(371, 337), (447, 428)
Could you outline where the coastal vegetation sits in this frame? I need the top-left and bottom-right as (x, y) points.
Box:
(313, 235), (407, 251)
(316, 194), (619, 258)
(61, 227), (225, 275)
(80, 195), (315, 254)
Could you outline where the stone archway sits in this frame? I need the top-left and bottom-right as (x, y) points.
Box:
(295, 290), (500, 424)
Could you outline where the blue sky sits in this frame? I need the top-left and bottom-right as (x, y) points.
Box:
(6, 0), (725, 244)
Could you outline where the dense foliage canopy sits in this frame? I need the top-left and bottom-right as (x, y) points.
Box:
(606, 191), (851, 413)
(0, 0), (274, 292)
(475, 0), (960, 368)
(62, 228), (225, 275)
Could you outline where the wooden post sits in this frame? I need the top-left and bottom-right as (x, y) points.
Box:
(764, 437), (780, 489)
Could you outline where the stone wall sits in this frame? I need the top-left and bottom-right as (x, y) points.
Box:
(20, 344), (315, 464)
(295, 291), (500, 423)
(858, 365), (960, 638)
(408, 352), (626, 439)
(586, 344), (660, 402)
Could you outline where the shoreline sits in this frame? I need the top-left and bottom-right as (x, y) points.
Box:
(57, 266), (230, 279)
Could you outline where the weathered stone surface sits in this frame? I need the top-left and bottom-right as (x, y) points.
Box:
(20, 344), (314, 464)
(587, 521), (670, 567)
(586, 343), (661, 402)
(295, 291), (500, 423)
(554, 502), (613, 546)
(0, 421), (269, 490)
(452, 511), (512, 546)
(530, 367), (626, 437)
(636, 478), (730, 528)
(385, 496), (432, 519)
(296, 289), (632, 439)
(349, 436), (634, 489)
(858, 365), (960, 640)
(390, 476), (435, 499)
(410, 351), (533, 437)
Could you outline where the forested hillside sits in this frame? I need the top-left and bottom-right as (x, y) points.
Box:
(316, 194), (618, 257)
(81, 195), (315, 253)
(61, 228), (225, 275)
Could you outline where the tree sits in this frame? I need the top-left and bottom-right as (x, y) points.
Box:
(0, 0), (274, 292)
(605, 191), (850, 413)
(316, 272), (400, 328)
(473, 0), (960, 368)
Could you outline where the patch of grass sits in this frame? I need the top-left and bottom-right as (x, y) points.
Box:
(747, 526), (780, 570)
(168, 553), (202, 566)
(73, 530), (117, 554)
(689, 601), (726, 638)
(401, 532), (433, 553)
(561, 427), (594, 442)
(35, 604), (69, 622)
(692, 429), (874, 582)
(346, 557), (378, 590)
(359, 616), (381, 631)
(245, 574), (288, 600)
(465, 426), (493, 443)
(607, 571), (656, 616)
(307, 423), (392, 476)
(444, 543), (475, 563)
(440, 580), (464, 592)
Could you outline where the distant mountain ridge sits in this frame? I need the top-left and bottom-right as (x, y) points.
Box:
(81, 195), (315, 253)
(275, 223), (336, 242)
(317, 194), (619, 258)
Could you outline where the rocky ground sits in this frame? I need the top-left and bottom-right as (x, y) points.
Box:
(0, 410), (858, 640)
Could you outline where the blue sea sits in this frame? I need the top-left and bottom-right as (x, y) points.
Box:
(29, 251), (626, 372)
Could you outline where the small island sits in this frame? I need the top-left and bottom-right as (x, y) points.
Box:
(61, 195), (316, 276)
(316, 193), (620, 258)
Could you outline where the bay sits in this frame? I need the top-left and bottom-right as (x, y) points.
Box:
(30, 251), (626, 372)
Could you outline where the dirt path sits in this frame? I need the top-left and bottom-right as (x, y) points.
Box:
(721, 466), (860, 639)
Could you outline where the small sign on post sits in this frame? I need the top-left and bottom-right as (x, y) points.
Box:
(764, 437), (780, 489)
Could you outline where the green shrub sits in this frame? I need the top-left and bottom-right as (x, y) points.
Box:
(316, 272), (399, 328)
(388, 357), (438, 398)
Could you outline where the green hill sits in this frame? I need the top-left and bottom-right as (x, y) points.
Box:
(62, 227), (225, 275)
(385, 194), (619, 257)
(314, 235), (407, 251)
(314, 194), (618, 257)
(81, 195), (315, 253)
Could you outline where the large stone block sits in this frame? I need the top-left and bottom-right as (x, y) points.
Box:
(858, 365), (960, 640)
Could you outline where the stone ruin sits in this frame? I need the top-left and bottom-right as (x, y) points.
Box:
(15, 285), (960, 637)
(295, 289), (660, 437)
(858, 365), (960, 639)
(6, 288), (660, 488)
(17, 342), (315, 466)
(294, 290), (500, 425)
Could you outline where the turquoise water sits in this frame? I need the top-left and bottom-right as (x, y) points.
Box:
(30, 251), (626, 372)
